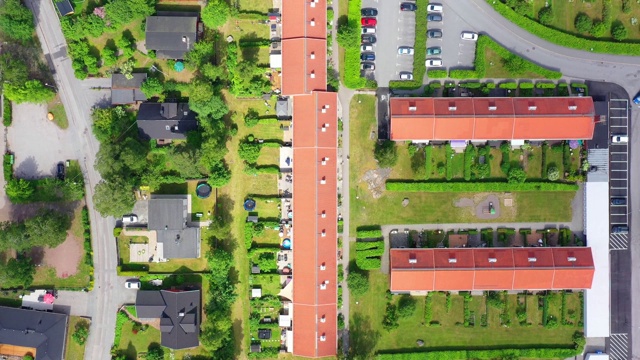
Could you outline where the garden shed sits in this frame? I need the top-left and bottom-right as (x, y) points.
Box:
(55, 0), (74, 16)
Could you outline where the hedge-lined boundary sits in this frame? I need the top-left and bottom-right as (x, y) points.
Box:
(388, 0), (428, 90)
(376, 347), (580, 360)
(355, 240), (384, 270)
(356, 227), (382, 238)
(2, 100), (11, 127)
(488, 0), (640, 55)
(448, 36), (561, 79)
(356, 240), (384, 250)
(343, 0), (366, 89)
(386, 181), (579, 192)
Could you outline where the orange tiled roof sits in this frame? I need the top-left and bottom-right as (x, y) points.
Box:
(292, 91), (338, 358)
(390, 247), (595, 292)
(389, 97), (596, 141)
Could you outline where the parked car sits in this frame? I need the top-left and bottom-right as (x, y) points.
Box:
(611, 198), (627, 205)
(612, 135), (629, 143)
(122, 214), (139, 224)
(399, 72), (413, 80)
(427, 46), (442, 55)
(427, 14), (442, 21)
(361, 62), (375, 70)
(361, 8), (378, 16)
(125, 279), (141, 289)
(633, 93), (640, 105)
(361, 17), (377, 26)
(612, 225), (629, 234)
(361, 35), (377, 43)
(360, 52), (375, 61)
(427, 3), (443, 12)
(425, 59), (443, 67)
(56, 162), (65, 181)
(427, 30), (442, 38)
(361, 26), (376, 34)
(400, 2), (417, 11)
(461, 31), (479, 41)
(397, 46), (414, 55)
(361, 44), (373, 51)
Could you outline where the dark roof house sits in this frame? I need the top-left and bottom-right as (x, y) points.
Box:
(0, 306), (69, 360)
(145, 12), (198, 59)
(148, 196), (201, 259)
(112, 73), (148, 105)
(135, 290), (200, 349)
(276, 97), (291, 120)
(54, 0), (74, 16)
(137, 103), (198, 140)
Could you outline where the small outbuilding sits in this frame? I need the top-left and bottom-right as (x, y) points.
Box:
(251, 265), (260, 274)
(251, 288), (262, 298)
(258, 329), (272, 340)
(276, 97), (291, 120)
(250, 344), (262, 353)
(55, 0), (74, 16)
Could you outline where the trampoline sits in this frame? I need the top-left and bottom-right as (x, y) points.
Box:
(282, 238), (291, 249)
(244, 198), (256, 211)
(196, 182), (212, 199)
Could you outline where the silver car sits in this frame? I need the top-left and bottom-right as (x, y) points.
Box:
(398, 46), (414, 55)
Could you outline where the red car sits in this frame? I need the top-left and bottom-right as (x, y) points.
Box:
(361, 17), (377, 26)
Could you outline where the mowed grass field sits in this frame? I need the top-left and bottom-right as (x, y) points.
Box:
(348, 95), (577, 232)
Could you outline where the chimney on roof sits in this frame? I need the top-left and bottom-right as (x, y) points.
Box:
(310, 19), (316, 26)
(179, 311), (185, 317)
(527, 257), (537, 262)
(310, 0), (316, 7)
(528, 105), (537, 111)
(488, 105), (497, 111)
(567, 256), (577, 262)
(320, 177), (326, 184)
(448, 106), (457, 111)
(310, 52), (316, 59)
(568, 105), (578, 110)
(319, 334), (326, 341)
(310, 71), (316, 78)
(488, 258), (497, 263)
(320, 315), (326, 323)
(321, 210), (326, 218)
(448, 258), (457, 264)
(408, 253), (417, 264)
(321, 229), (326, 237)
(320, 263), (326, 270)
(408, 105), (417, 111)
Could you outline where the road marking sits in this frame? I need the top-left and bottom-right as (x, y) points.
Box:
(609, 333), (629, 359)
(610, 107), (627, 110)
(610, 204), (628, 207)
(611, 187), (628, 190)
(611, 169), (628, 172)
(610, 152), (628, 155)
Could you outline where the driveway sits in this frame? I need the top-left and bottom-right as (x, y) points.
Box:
(435, 2), (477, 70)
(7, 103), (78, 179)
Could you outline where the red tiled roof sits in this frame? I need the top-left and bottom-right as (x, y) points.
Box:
(281, 38), (327, 96)
(282, 0), (327, 39)
(292, 91), (338, 358)
(389, 97), (596, 141)
(390, 247), (595, 292)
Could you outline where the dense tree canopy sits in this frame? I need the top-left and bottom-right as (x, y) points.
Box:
(91, 107), (131, 143)
(188, 80), (229, 118)
(347, 271), (369, 297)
(24, 209), (71, 249)
(93, 179), (136, 218)
(0, 54), (29, 85)
(201, 0), (230, 29)
(374, 140), (398, 168)
(140, 77), (164, 98)
(4, 80), (55, 104)
(0, 0), (34, 43)
(0, 257), (35, 289)
(104, 0), (156, 26)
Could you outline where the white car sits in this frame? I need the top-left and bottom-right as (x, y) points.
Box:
(125, 279), (141, 289)
(461, 31), (479, 41)
(425, 59), (443, 67)
(361, 44), (373, 51)
(398, 46), (414, 55)
(427, 3), (443, 12)
(612, 135), (629, 143)
(361, 27), (376, 34)
(400, 72), (413, 80)
(122, 214), (138, 224)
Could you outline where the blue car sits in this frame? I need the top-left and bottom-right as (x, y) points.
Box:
(633, 94), (640, 105)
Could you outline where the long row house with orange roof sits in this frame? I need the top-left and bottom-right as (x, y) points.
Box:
(389, 96), (596, 142)
(282, 0), (338, 357)
(390, 247), (595, 293)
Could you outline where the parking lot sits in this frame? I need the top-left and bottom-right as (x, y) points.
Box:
(609, 98), (630, 250)
(360, 0), (415, 86)
(426, 2), (477, 73)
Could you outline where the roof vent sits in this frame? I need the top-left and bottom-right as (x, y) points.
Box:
(448, 258), (457, 264)
(488, 105), (497, 111)
(320, 263), (326, 270)
(309, 71), (316, 78)
(310, 0), (315, 7)
(324, 123), (330, 128)
(321, 230), (326, 237)
(324, 104), (331, 109)
(320, 334), (326, 341)
(310, 20), (316, 26)
(310, 52), (316, 59)
(567, 256), (577, 262)
(321, 210), (326, 218)
(182, 36), (187, 43)
(179, 311), (185, 317)
(448, 106), (457, 111)
(408, 258), (417, 264)
(173, 126), (179, 131)
(527, 257), (537, 262)
(488, 258), (497, 263)
(568, 105), (577, 110)
(165, 125), (171, 131)
(320, 315), (326, 323)
(528, 105), (537, 111)
(408, 106), (417, 111)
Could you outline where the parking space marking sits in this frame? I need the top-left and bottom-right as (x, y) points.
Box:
(609, 333), (629, 359)
(610, 234), (629, 250)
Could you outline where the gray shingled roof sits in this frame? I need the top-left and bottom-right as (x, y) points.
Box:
(0, 306), (69, 360)
(145, 14), (198, 60)
(112, 73), (147, 89)
(112, 74), (148, 105)
(135, 290), (200, 350)
(157, 228), (200, 259)
(148, 198), (200, 259)
(135, 291), (167, 319)
(149, 198), (188, 230)
(136, 103), (198, 140)
(276, 98), (290, 119)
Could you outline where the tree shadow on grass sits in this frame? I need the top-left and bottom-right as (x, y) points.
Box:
(349, 312), (380, 360)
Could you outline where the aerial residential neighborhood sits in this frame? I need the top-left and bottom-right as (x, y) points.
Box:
(0, 0), (639, 359)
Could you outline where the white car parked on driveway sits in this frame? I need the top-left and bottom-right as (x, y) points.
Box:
(461, 31), (479, 41)
(425, 59), (443, 67)
(427, 3), (443, 12)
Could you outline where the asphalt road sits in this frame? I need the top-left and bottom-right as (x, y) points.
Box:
(432, 2), (476, 71)
(25, 0), (122, 359)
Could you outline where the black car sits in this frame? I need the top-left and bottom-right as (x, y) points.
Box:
(361, 35), (377, 44)
(56, 162), (65, 181)
(360, 52), (375, 61)
(400, 2), (417, 11)
(427, 30), (442, 38)
(612, 225), (629, 234)
(361, 8), (378, 16)
(427, 14), (442, 21)
(611, 197), (627, 205)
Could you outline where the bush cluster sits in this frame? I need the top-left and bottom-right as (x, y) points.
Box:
(355, 239), (384, 270)
(356, 227), (382, 239)
(2, 100), (11, 127)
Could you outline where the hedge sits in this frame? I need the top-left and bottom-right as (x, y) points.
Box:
(357, 248), (385, 258)
(238, 39), (271, 48)
(2, 100), (11, 127)
(426, 69), (447, 79)
(356, 228), (382, 238)
(488, 0), (640, 55)
(356, 257), (382, 270)
(343, 0), (366, 89)
(355, 240), (384, 250)
(388, 0), (428, 89)
(376, 347), (580, 360)
(385, 181), (579, 192)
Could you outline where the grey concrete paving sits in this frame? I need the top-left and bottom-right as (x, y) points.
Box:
(8, 103), (78, 179)
(437, 1), (477, 70)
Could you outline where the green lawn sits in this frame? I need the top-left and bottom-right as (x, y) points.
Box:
(350, 264), (583, 356)
(65, 317), (89, 360)
(249, 274), (281, 296)
(47, 96), (68, 129)
(153, 180), (217, 222)
(348, 95), (577, 232)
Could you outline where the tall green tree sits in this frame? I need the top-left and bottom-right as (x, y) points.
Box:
(4, 80), (55, 104)
(93, 179), (136, 217)
(91, 107), (130, 143)
(105, 0), (156, 26)
(0, 257), (35, 289)
(0, 54), (29, 85)
(140, 77), (164, 98)
(201, 0), (230, 29)
(374, 140), (398, 168)
(24, 209), (72, 248)
(0, 0), (34, 43)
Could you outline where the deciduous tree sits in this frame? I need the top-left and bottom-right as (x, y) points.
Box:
(93, 179), (136, 217)
(201, 0), (230, 29)
(24, 209), (71, 249)
(0, 0), (34, 43)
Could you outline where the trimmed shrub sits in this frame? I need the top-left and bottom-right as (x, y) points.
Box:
(2, 100), (11, 127)
(427, 69), (447, 78)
